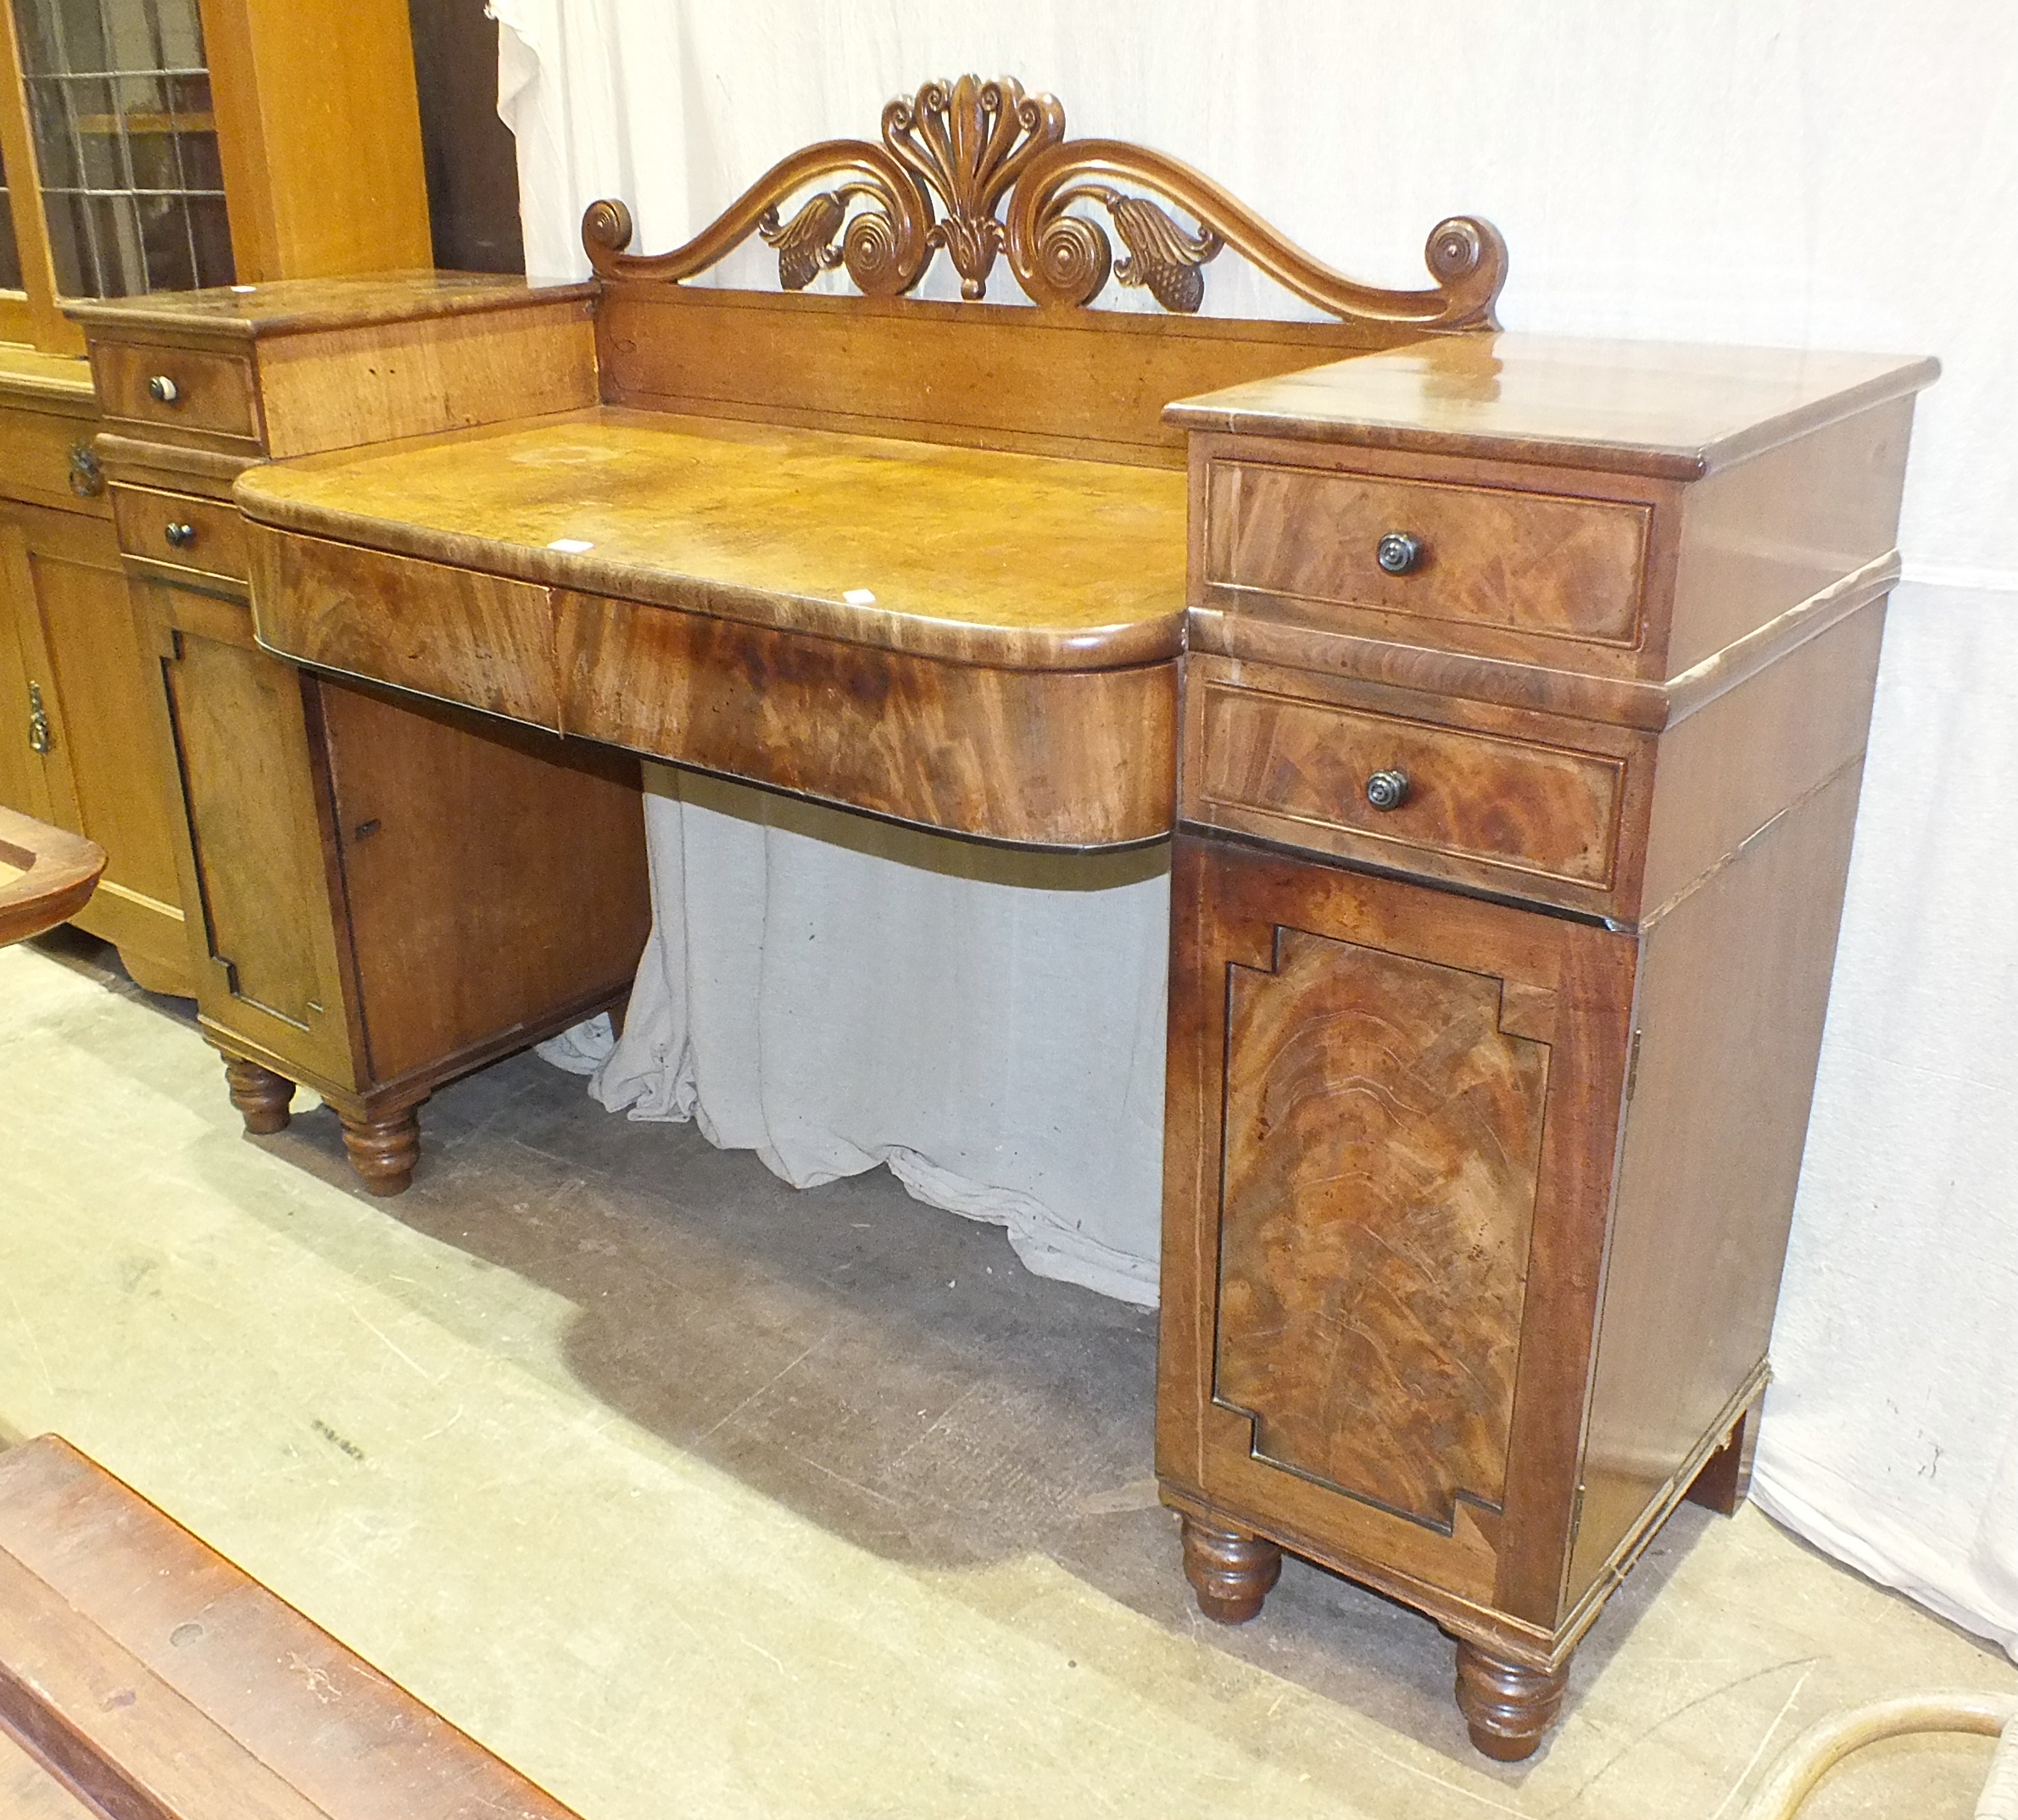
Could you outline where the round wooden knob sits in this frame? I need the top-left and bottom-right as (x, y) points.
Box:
(1375, 531), (1423, 575)
(163, 521), (197, 549)
(147, 374), (180, 404)
(1365, 768), (1410, 811)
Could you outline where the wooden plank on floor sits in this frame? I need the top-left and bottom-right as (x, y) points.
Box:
(0, 1436), (580, 1820)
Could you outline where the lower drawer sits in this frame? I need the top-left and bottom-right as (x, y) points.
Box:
(1183, 654), (1646, 916)
(113, 483), (249, 587)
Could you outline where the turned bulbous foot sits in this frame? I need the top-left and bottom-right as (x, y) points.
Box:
(1455, 1639), (1569, 1762)
(1181, 1515), (1282, 1624)
(222, 1056), (294, 1135)
(338, 1106), (421, 1196)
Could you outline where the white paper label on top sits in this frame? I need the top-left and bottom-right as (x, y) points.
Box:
(548, 538), (594, 554)
(843, 588), (877, 605)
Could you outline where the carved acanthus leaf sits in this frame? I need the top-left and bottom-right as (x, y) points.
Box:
(1107, 193), (1223, 314)
(759, 192), (847, 291)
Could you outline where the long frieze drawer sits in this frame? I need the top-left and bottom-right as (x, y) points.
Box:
(560, 593), (1177, 850)
(112, 484), (250, 584)
(1204, 459), (1651, 651)
(91, 341), (261, 444)
(1184, 658), (1642, 913)
(247, 525), (560, 728)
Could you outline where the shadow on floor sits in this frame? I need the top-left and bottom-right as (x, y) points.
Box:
(77, 933), (1715, 1773)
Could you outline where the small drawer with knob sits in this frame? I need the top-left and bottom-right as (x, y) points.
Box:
(1182, 654), (1643, 915)
(90, 340), (261, 445)
(1200, 454), (1653, 661)
(111, 483), (250, 587)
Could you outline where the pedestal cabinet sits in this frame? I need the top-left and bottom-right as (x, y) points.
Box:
(68, 276), (652, 1192)
(1156, 337), (1937, 1758)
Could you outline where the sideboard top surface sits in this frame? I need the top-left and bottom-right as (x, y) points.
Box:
(236, 407), (1190, 671)
(1168, 332), (1940, 480)
(63, 272), (598, 342)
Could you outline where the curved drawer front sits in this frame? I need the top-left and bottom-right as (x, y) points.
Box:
(559, 593), (1177, 850)
(1184, 657), (1639, 914)
(243, 520), (1175, 849)
(1205, 459), (1650, 652)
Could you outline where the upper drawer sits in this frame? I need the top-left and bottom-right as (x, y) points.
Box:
(0, 404), (109, 516)
(112, 484), (249, 587)
(1204, 459), (1651, 651)
(92, 342), (261, 445)
(1183, 655), (1644, 916)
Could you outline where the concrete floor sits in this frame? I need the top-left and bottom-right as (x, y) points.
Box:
(3, 930), (2011, 1819)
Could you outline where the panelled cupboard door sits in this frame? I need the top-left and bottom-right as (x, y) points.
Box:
(1159, 836), (1636, 1626)
(142, 582), (357, 1087)
(0, 507), (191, 993)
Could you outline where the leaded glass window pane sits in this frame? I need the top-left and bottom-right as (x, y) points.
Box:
(11, 0), (234, 298)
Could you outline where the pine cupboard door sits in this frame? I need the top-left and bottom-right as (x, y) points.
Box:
(0, 507), (192, 993)
(1157, 835), (1637, 1625)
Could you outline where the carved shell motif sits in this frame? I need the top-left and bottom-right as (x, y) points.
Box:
(580, 77), (1508, 332)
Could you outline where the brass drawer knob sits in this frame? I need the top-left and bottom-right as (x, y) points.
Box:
(147, 374), (181, 405)
(1375, 531), (1424, 576)
(1365, 768), (1410, 811)
(163, 521), (197, 550)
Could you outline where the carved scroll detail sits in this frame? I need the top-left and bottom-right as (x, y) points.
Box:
(582, 76), (1506, 330)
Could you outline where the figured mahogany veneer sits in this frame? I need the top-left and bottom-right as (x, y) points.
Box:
(65, 74), (1939, 1765)
(1161, 332), (1932, 1760)
(236, 411), (1190, 848)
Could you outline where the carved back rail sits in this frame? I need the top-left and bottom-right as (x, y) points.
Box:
(585, 76), (1508, 465)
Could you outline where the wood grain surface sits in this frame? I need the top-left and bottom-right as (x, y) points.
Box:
(1567, 761), (1870, 1606)
(0, 1435), (582, 1817)
(1187, 668), (1630, 903)
(1165, 333), (1939, 481)
(0, 806), (104, 946)
(1205, 459), (1650, 648)
(238, 409), (1187, 671)
(1217, 927), (1549, 1529)
(1, 506), (192, 993)
(112, 485), (251, 587)
(248, 527), (560, 728)
(90, 342), (262, 445)
(599, 282), (1419, 466)
(64, 274), (596, 342)
(560, 594), (1176, 849)
(1158, 837), (1636, 1628)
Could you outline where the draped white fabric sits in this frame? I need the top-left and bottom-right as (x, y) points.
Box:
(496, 1), (2018, 1654)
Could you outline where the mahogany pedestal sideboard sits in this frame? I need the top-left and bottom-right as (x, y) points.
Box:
(65, 276), (652, 1193)
(65, 77), (1936, 1759)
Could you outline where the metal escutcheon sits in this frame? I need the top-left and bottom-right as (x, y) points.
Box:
(27, 681), (51, 756)
(67, 442), (103, 498)
(164, 521), (197, 549)
(1365, 768), (1410, 811)
(1375, 531), (1423, 576)
(147, 374), (180, 404)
